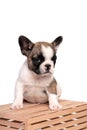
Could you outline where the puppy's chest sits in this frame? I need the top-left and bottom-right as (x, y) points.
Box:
(24, 78), (51, 92)
(24, 85), (45, 94)
(24, 85), (47, 103)
(23, 75), (52, 95)
(23, 73), (53, 88)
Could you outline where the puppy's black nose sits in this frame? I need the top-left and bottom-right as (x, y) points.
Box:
(45, 64), (51, 71)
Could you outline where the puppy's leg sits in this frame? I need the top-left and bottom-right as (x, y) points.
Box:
(11, 80), (24, 109)
(48, 93), (62, 110)
(57, 83), (62, 98)
(46, 79), (62, 110)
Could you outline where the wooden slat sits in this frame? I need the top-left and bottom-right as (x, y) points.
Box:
(0, 104), (11, 110)
(0, 119), (24, 129)
(67, 122), (87, 130)
(61, 100), (85, 109)
(0, 126), (16, 130)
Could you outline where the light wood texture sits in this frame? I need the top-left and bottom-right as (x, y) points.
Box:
(0, 100), (87, 130)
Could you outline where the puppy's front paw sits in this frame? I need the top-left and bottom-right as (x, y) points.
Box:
(49, 102), (62, 110)
(49, 94), (62, 110)
(11, 101), (23, 110)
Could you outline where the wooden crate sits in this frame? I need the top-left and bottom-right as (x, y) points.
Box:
(0, 100), (87, 130)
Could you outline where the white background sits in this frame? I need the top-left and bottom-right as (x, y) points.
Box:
(0, 0), (87, 105)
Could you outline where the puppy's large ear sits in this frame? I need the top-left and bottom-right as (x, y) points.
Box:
(52, 36), (63, 52)
(18, 35), (34, 56)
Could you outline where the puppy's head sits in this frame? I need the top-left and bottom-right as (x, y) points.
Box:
(18, 35), (63, 75)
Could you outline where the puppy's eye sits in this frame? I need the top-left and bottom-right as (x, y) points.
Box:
(51, 54), (57, 61)
(51, 54), (57, 65)
(32, 57), (41, 65)
(32, 54), (44, 66)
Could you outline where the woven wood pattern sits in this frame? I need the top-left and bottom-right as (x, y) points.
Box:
(0, 100), (87, 130)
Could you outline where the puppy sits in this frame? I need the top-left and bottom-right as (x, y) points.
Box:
(11, 35), (63, 110)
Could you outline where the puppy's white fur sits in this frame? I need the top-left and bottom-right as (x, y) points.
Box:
(40, 45), (54, 74)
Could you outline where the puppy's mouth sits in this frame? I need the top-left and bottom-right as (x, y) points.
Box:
(43, 72), (52, 76)
(35, 69), (52, 75)
(34, 69), (52, 75)
(44, 70), (51, 74)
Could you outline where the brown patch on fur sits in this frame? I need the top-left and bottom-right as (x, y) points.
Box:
(32, 42), (55, 53)
(27, 42), (42, 71)
(47, 79), (57, 94)
(31, 42), (42, 56)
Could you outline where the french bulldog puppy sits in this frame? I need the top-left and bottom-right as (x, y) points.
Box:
(11, 35), (63, 110)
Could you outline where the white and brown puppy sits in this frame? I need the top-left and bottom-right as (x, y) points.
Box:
(11, 35), (63, 110)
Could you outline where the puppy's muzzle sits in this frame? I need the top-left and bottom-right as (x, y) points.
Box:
(45, 64), (51, 72)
